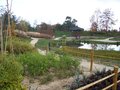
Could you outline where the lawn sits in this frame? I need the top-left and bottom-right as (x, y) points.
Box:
(35, 38), (51, 50)
(109, 37), (120, 41)
(54, 30), (71, 37)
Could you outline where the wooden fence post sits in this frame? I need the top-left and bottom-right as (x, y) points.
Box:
(90, 49), (94, 72)
(112, 66), (118, 90)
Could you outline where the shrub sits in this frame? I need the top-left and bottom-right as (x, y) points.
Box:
(6, 37), (34, 54)
(17, 51), (79, 79)
(0, 54), (24, 90)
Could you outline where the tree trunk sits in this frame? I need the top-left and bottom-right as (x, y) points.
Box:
(0, 17), (3, 54)
(5, 0), (13, 54)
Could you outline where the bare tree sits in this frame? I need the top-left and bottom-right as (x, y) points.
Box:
(90, 22), (98, 32)
(0, 6), (5, 54)
(0, 16), (3, 54)
(4, 0), (13, 54)
(90, 9), (117, 32)
(100, 9), (117, 31)
(90, 9), (101, 31)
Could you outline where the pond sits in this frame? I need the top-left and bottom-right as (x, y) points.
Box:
(78, 43), (120, 51)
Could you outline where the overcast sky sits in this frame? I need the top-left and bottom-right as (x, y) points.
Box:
(0, 0), (120, 30)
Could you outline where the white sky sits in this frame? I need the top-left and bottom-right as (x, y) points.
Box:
(0, 0), (120, 30)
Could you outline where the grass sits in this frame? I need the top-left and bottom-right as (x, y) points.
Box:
(54, 30), (71, 37)
(60, 46), (120, 60)
(35, 39), (51, 50)
(70, 39), (120, 45)
(109, 37), (120, 41)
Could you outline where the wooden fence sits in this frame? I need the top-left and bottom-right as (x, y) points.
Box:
(61, 46), (120, 90)
(61, 46), (120, 60)
(77, 66), (120, 90)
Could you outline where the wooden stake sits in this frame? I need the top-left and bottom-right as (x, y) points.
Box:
(90, 49), (94, 72)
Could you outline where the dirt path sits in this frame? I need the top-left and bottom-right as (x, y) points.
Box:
(30, 37), (46, 55)
(22, 77), (74, 90)
(80, 59), (113, 72)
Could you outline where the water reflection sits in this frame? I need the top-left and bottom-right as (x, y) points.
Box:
(78, 43), (120, 51)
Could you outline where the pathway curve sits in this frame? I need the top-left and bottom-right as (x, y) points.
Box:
(92, 37), (119, 43)
(30, 37), (46, 55)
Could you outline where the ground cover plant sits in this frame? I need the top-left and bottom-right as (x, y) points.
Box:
(68, 69), (120, 90)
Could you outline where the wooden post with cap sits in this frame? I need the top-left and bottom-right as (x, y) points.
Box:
(112, 66), (118, 90)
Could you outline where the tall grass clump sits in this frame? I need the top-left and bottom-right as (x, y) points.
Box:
(0, 54), (24, 90)
(6, 37), (34, 54)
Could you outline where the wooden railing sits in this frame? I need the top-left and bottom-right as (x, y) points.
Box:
(77, 66), (120, 90)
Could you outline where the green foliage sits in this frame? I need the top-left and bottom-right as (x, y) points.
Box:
(16, 19), (31, 32)
(0, 55), (24, 90)
(35, 39), (51, 50)
(80, 31), (120, 37)
(60, 35), (67, 46)
(17, 51), (79, 79)
(6, 37), (34, 54)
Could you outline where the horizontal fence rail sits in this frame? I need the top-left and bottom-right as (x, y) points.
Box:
(76, 73), (115, 90)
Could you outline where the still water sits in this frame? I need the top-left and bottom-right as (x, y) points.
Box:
(78, 43), (120, 51)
